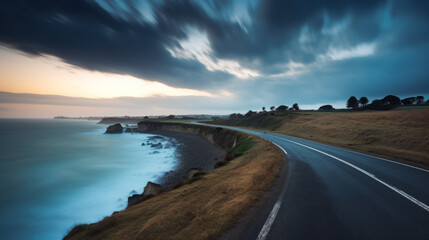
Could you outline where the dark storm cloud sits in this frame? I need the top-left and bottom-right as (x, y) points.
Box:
(0, 0), (428, 101)
(0, 0), (231, 89)
(0, 0), (387, 82)
(149, 0), (428, 78)
(202, 0), (387, 65)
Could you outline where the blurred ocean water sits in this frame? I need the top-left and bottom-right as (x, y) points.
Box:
(0, 119), (177, 240)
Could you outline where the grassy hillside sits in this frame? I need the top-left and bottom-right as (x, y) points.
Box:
(64, 135), (283, 240)
(212, 109), (429, 169)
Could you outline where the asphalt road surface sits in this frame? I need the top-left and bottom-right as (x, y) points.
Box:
(196, 123), (429, 240)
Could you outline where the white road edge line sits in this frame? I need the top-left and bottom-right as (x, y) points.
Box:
(269, 133), (429, 173)
(342, 148), (429, 173)
(271, 142), (287, 155)
(198, 122), (428, 172)
(272, 135), (429, 213)
(256, 143), (288, 240)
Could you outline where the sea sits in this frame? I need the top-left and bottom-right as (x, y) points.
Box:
(0, 119), (178, 240)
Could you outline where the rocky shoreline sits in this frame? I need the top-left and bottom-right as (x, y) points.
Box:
(105, 123), (227, 207)
(151, 130), (226, 188)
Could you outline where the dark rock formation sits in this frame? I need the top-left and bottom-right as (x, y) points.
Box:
(143, 181), (162, 196)
(127, 194), (145, 207)
(150, 142), (162, 149)
(186, 168), (204, 180)
(105, 123), (123, 134)
(214, 160), (228, 168)
(127, 181), (163, 207)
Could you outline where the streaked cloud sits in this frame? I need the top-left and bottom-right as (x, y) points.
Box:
(325, 42), (376, 61)
(166, 27), (259, 79)
(268, 61), (306, 78)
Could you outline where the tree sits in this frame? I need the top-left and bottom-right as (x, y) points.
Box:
(276, 105), (289, 111)
(347, 96), (359, 110)
(166, 114), (175, 119)
(244, 110), (257, 118)
(292, 103), (299, 110)
(366, 99), (384, 110)
(270, 106), (275, 111)
(366, 98), (402, 110)
(143, 116), (149, 119)
(359, 97), (369, 107)
(416, 96), (425, 104)
(370, 99), (383, 107)
(382, 95), (401, 105)
(262, 107), (266, 112)
(318, 105), (334, 111)
(401, 97), (416, 105)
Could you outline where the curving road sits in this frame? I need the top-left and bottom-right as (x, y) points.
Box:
(195, 123), (429, 240)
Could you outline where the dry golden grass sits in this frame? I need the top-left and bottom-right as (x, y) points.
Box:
(215, 109), (429, 169)
(277, 110), (429, 168)
(64, 136), (283, 240)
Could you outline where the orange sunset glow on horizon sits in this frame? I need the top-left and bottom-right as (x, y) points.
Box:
(0, 46), (219, 99)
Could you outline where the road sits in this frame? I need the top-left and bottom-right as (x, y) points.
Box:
(196, 123), (429, 240)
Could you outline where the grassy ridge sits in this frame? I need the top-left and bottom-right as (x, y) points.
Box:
(64, 135), (283, 240)
(213, 109), (429, 169)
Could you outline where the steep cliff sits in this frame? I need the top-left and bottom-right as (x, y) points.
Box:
(137, 122), (245, 152)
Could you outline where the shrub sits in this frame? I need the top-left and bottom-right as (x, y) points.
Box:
(276, 105), (289, 111)
(319, 105), (334, 111)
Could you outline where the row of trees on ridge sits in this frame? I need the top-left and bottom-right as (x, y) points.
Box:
(228, 95), (427, 119)
(261, 103), (300, 112)
(346, 95), (426, 110)
(229, 103), (300, 119)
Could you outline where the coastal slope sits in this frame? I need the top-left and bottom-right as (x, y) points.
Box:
(64, 123), (285, 240)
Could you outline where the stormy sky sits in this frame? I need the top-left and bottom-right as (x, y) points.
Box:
(0, 0), (428, 117)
